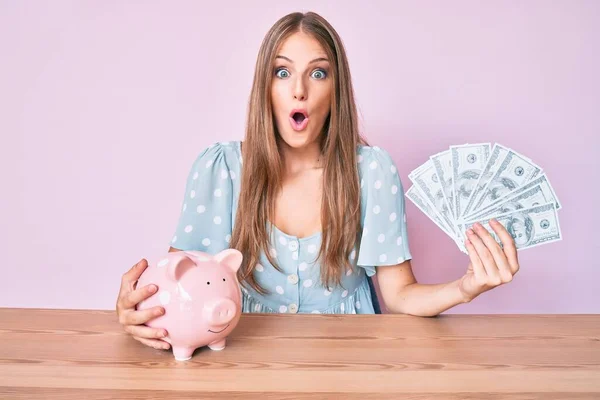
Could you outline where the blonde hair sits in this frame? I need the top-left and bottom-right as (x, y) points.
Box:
(230, 11), (369, 294)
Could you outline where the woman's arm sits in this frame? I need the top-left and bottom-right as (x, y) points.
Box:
(377, 219), (520, 317)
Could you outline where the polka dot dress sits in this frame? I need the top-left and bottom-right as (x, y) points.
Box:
(170, 141), (412, 314)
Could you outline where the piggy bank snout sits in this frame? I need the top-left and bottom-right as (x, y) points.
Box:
(204, 298), (237, 326)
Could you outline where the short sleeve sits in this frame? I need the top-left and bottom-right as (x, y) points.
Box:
(356, 146), (412, 276)
(169, 142), (234, 254)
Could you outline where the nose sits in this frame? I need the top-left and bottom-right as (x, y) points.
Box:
(293, 78), (306, 101)
(204, 298), (236, 326)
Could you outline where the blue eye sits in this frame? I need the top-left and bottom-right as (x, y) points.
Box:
(312, 69), (327, 79)
(275, 68), (290, 79)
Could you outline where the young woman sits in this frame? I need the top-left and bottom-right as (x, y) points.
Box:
(116, 11), (519, 351)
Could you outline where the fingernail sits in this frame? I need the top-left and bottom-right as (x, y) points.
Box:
(467, 229), (474, 235)
(149, 285), (157, 293)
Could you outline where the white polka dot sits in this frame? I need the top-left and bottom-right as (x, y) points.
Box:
(171, 236), (177, 243)
(373, 146), (381, 151)
(182, 203), (187, 212)
(254, 304), (261, 312)
(299, 262), (308, 271)
(356, 301), (361, 309)
(292, 251), (298, 260)
(379, 254), (387, 263)
(342, 290), (348, 298)
(360, 179), (364, 188)
(392, 185), (398, 194)
(270, 248), (277, 258)
(358, 155), (363, 163)
(276, 286), (284, 295)
(205, 160), (214, 168)
(397, 257), (404, 263)
(184, 225), (193, 233)
(255, 263), (264, 272)
(346, 268), (353, 276)
(307, 244), (317, 254)
(193, 171), (199, 180)
(351, 309), (357, 314)
(190, 190), (196, 199)
(239, 156), (243, 164)
(230, 170), (236, 179)
(213, 216), (222, 225)
(373, 205), (381, 214)
(369, 161), (378, 170)
(159, 291), (170, 305)
(350, 249), (356, 260)
(340, 303), (345, 312)
(158, 258), (169, 267)
(225, 234), (231, 243)
(279, 236), (287, 246)
(364, 227), (369, 236)
(197, 205), (206, 214)
(397, 236), (403, 246)
(390, 212), (397, 222)
(221, 169), (228, 179)
(374, 180), (382, 189)
(378, 234), (385, 243)
(324, 289), (332, 296)
(202, 238), (211, 246)
(303, 279), (313, 288)
(279, 305), (287, 313)
(391, 165), (397, 174)
(311, 310), (321, 314)
(214, 189), (222, 197)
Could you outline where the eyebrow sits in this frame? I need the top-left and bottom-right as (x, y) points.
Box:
(275, 55), (330, 64)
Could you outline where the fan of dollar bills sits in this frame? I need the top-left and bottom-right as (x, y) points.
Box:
(405, 143), (562, 254)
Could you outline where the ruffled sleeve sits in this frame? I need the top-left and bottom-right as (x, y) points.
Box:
(169, 142), (234, 254)
(356, 146), (412, 276)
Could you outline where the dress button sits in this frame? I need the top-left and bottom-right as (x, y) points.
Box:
(288, 241), (299, 252)
(288, 303), (298, 313)
(288, 274), (299, 285)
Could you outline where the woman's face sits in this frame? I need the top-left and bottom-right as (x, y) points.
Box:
(270, 31), (332, 150)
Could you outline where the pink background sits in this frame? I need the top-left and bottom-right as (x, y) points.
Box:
(1, 1), (598, 313)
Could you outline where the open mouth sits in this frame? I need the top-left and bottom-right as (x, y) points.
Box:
(208, 324), (230, 334)
(289, 109), (309, 131)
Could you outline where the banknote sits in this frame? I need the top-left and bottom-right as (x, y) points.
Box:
(405, 142), (562, 254)
(429, 149), (456, 220)
(467, 149), (543, 217)
(458, 202), (562, 250)
(409, 159), (458, 237)
(464, 174), (561, 222)
(461, 143), (511, 219)
(450, 143), (491, 222)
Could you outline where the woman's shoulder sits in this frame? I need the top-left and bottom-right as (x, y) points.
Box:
(356, 144), (398, 174)
(191, 140), (243, 168)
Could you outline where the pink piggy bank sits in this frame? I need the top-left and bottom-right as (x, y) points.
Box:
(136, 248), (243, 361)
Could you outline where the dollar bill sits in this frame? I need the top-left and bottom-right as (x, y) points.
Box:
(458, 202), (562, 250)
(461, 143), (511, 219)
(409, 159), (458, 237)
(450, 143), (491, 221)
(468, 149), (543, 216)
(429, 149), (456, 220)
(464, 174), (561, 222)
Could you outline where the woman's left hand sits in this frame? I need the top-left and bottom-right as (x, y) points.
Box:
(458, 219), (520, 302)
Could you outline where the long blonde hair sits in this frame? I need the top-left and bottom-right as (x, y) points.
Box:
(230, 11), (369, 294)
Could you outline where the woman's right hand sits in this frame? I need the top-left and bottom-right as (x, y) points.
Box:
(116, 259), (170, 350)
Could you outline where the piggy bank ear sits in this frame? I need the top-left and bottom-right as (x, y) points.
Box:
(212, 249), (243, 273)
(166, 253), (196, 282)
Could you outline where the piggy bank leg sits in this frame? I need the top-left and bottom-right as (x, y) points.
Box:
(208, 338), (226, 351)
(172, 346), (195, 361)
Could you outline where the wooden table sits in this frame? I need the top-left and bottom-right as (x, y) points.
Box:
(0, 308), (598, 399)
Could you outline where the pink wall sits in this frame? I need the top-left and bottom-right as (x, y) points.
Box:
(1, 1), (598, 313)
